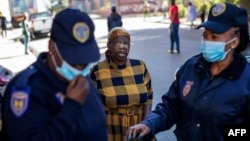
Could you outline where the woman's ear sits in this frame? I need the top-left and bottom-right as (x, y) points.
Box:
(48, 39), (63, 66)
(232, 38), (240, 49)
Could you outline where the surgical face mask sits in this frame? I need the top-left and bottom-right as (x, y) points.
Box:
(51, 45), (91, 81)
(200, 38), (236, 62)
(56, 60), (91, 81)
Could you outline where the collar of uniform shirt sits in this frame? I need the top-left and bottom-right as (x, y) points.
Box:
(194, 53), (247, 80)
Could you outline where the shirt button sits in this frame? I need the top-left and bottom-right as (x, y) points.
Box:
(196, 123), (200, 127)
(204, 97), (207, 100)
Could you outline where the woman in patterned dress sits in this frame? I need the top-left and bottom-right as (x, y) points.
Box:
(90, 27), (154, 141)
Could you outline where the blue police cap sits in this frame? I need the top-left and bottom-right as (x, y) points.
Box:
(50, 8), (100, 64)
(197, 3), (248, 34)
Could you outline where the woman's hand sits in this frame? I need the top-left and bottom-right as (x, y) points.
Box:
(126, 124), (151, 140)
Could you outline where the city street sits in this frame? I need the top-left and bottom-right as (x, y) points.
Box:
(0, 15), (204, 141)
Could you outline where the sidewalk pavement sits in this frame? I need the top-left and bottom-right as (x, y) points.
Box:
(0, 30), (36, 75)
(0, 13), (107, 75)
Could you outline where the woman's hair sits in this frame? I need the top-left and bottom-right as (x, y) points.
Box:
(235, 26), (249, 53)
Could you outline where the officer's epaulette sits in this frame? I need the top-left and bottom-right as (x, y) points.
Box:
(14, 65), (37, 90)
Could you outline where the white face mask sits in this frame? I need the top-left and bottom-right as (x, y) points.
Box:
(51, 44), (90, 81)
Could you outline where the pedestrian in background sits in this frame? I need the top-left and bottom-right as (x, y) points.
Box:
(0, 9), (108, 141)
(199, 5), (206, 24)
(0, 12), (7, 38)
(161, 1), (168, 19)
(168, 0), (180, 54)
(127, 2), (250, 141)
(90, 27), (155, 141)
(107, 5), (123, 32)
(143, 1), (150, 21)
(21, 12), (30, 55)
(187, 2), (197, 29)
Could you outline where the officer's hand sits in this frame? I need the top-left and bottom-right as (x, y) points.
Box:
(126, 124), (151, 140)
(66, 75), (89, 105)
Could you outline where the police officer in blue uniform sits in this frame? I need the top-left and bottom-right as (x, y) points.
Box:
(0, 9), (108, 141)
(127, 3), (250, 141)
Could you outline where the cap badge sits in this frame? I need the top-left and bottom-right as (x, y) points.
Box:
(73, 22), (90, 43)
(212, 3), (226, 16)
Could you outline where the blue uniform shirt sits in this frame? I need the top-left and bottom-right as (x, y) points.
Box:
(0, 53), (108, 141)
(141, 53), (250, 141)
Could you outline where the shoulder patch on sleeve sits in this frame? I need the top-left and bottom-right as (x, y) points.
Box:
(10, 88), (30, 117)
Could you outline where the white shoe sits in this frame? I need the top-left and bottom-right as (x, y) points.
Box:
(173, 50), (180, 54)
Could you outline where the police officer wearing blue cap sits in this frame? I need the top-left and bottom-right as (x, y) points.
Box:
(0, 9), (108, 141)
(127, 3), (250, 141)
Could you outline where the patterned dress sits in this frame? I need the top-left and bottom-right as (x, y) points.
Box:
(90, 58), (153, 141)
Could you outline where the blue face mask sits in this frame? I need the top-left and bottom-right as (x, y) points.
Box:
(51, 45), (91, 81)
(200, 38), (236, 62)
(56, 61), (91, 81)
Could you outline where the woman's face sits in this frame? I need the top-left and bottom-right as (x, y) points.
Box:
(202, 28), (239, 51)
(108, 36), (130, 65)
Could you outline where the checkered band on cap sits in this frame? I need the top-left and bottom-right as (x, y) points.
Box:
(108, 27), (130, 44)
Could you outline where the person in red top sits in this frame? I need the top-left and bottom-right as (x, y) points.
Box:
(168, 0), (180, 53)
